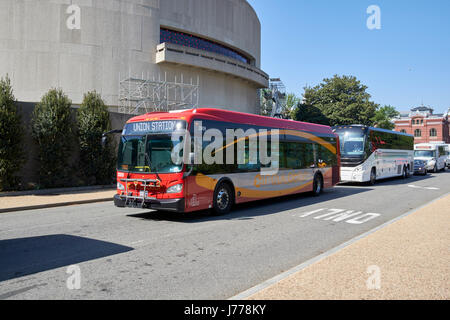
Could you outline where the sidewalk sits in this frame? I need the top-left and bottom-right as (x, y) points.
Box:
(0, 186), (116, 213)
(246, 194), (450, 300)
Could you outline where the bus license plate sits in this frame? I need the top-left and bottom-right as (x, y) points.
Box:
(139, 191), (149, 197)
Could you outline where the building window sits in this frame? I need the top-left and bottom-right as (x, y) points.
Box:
(160, 28), (251, 65)
(414, 129), (422, 137)
(411, 119), (415, 125)
(430, 128), (437, 137)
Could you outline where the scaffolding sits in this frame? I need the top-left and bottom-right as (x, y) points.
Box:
(262, 78), (287, 118)
(118, 72), (200, 115)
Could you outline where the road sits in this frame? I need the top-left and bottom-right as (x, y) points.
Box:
(0, 171), (449, 299)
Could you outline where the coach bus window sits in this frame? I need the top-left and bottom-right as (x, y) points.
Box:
(336, 130), (365, 157)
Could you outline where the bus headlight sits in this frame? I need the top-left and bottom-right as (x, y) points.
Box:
(117, 182), (125, 191)
(167, 184), (183, 194)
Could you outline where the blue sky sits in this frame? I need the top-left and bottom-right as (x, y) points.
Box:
(247, 0), (450, 114)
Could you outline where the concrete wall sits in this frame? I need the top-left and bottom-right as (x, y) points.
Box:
(0, 0), (265, 114)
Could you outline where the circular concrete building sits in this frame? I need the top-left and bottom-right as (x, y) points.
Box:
(0, 0), (268, 114)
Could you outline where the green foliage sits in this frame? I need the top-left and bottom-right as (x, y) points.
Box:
(77, 91), (115, 185)
(293, 102), (330, 125)
(372, 105), (400, 130)
(0, 75), (24, 191)
(299, 75), (378, 126)
(31, 89), (73, 188)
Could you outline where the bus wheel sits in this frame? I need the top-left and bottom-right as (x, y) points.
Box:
(312, 174), (323, 196)
(368, 168), (376, 186)
(212, 182), (234, 215)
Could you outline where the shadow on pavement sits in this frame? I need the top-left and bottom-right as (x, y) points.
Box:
(127, 185), (372, 223)
(0, 235), (133, 282)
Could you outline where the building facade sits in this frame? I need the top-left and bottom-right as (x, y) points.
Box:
(0, 0), (268, 114)
(393, 106), (450, 144)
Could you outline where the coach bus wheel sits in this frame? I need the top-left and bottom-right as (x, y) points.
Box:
(312, 174), (323, 196)
(368, 168), (376, 186)
(212, 182), (234, 215)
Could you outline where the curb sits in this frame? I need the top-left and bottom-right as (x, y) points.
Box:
(0, 197), (113, 214)
(0, 185), (115, 197)
(228, 191), (450, 300)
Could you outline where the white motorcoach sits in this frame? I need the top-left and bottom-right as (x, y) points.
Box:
(333, 125), (414, 185)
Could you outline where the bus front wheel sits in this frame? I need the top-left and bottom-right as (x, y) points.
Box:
(368, 168), (376, 186)
(212, 182), (234, 215)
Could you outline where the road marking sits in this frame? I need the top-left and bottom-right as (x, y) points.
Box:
(293, 208), (381, 225)
(229, 191), (450, 300)
(408, 185), (440, 190)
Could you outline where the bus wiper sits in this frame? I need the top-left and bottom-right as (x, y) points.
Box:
(145, 135), (163, 182)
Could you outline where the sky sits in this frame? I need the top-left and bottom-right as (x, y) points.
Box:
(247, 0), (450, 114)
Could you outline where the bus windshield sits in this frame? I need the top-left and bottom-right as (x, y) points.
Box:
(414, 150), (435, 158)
(335, 129), (366, 157)
(117, 134), (183, 173)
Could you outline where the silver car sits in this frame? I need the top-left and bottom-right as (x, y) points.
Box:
(414, 159), (428, 175)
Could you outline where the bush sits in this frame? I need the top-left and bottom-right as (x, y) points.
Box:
(0, 75), (24, 191)
(77, 91), (115, 185)
(31, 89), (73, 188)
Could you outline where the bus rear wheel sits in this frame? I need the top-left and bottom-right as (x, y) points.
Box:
(312, 174), (323, 196)
(212, 182), (234, 215)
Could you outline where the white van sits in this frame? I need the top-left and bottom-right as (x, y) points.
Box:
(414, 143), (447, 172)
(445, 144), (450, 168)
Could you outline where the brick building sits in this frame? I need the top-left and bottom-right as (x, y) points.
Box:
(393, 106), (450, 144)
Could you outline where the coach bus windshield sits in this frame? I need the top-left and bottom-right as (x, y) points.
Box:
(414, 150), (435, 158)
(334, 128), (366, 158)
(117, 134), (183, 173)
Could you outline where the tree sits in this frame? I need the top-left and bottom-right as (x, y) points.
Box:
(31, 89), (73, 188)
(77, 91), (115, 185)
(0, 75), (24, 191)
(300, 75), (378, 126)
(292, 102), (330, 125)
(372, 105), (400, 130)
(285, 93), (300, 119)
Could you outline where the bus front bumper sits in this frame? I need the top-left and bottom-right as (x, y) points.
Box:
(114, 194), (185, 212)
(340, 167), (366, 183)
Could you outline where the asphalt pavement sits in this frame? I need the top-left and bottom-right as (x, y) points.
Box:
(0, 171), (448, 299)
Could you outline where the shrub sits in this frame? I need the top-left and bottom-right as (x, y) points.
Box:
(0, 75), (24, 191)
(77, 91), (115, 185)
(31, 89), (73, 188)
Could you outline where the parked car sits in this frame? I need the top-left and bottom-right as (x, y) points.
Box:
(413, 159), (428, 175)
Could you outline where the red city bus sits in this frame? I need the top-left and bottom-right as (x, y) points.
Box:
(113, 108), (340, 214)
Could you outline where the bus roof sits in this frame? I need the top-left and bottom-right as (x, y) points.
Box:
(126, 108), (335, 135)
(332, 125), (414, 138)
